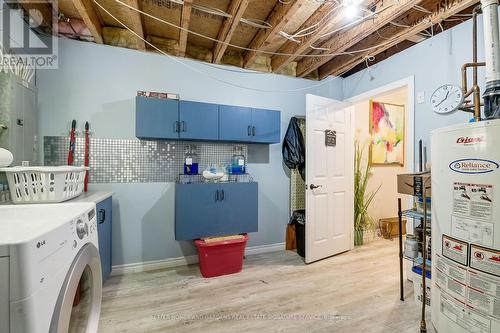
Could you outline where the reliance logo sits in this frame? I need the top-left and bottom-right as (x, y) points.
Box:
(456, 136), (484, 145)
(450, 159), (499, 174)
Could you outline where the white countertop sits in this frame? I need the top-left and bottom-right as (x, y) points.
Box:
(0, 191), (113, 206)
(69, 191), (113, 204)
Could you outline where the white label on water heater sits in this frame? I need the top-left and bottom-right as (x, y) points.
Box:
(436, 269), (467, 301)
(440, 292), (491, 333)
(452, 217), (494, 247)
(466, 286), (500, 320)
(436, 254), (468, 283)
(443, 235), (469, 265)
(451, 183), (494, 247)
(470, 245), (500, 278)
(452, 183), (493, 220)
(468, 270), (500, 298)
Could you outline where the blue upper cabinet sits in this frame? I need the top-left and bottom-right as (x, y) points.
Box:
(136, 97), (280, 144)
(179, 101), (219, 140)
(251, 108), (281, 143)
(136, 96), (179, 139)
(219, 105), (252, 142)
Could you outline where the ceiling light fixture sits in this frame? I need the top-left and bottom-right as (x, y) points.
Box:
(343, 0), (362, 19)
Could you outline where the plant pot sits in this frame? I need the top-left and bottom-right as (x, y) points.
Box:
(354, 229), (364, 246)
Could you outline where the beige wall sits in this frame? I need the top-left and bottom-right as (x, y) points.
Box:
(354, 87), (408, 228)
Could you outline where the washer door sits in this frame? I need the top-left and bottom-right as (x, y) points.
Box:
(50, 244), (102, 333)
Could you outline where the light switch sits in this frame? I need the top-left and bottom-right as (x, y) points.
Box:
(417, 91), (425, 104)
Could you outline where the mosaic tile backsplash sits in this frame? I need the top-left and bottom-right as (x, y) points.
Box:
(44, 136), (247, 183)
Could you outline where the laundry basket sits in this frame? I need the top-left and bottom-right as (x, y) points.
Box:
(0, 166), (89, 204)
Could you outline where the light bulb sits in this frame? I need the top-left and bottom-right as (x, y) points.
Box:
(344, 5), (358, 18)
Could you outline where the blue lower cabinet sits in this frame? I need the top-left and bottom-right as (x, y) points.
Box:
(218, 182), (258, 235)
(175, 183), (220, 240)
(175, 182), (258, 240)
(96, 197), (112, 280)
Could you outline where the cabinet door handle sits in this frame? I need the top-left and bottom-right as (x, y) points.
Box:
(247, 125), (252, 136)
(174, 121), (180, 133)
(181, 121), (186, 132)
(215, 190), (220, 202)
(98, 209), (106, 224)
(252, 126), (256, 136)
(220, 189), (225, 201)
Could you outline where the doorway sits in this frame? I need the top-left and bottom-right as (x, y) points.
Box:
(347, 77), (415, 241)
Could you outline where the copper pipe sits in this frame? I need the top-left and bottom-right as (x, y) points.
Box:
(462, 62), (486, 95)
(460, 6), (484, 120)
(461, 62), (485, 119)
(473, 85), (482, 121)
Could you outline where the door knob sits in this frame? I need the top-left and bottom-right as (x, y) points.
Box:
(309, 184), (322, 190)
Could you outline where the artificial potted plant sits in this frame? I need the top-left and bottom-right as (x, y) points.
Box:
(354, 141), (380, 246)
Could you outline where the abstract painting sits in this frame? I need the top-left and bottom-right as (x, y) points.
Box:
(369, 100), (405, 165)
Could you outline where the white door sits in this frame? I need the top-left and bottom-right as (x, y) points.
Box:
(305, 94), (354, 264)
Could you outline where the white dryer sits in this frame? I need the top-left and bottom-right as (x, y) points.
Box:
(0, 202), (102, 333)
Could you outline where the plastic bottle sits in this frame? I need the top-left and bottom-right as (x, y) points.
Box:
(231, 146), (246, 175)
(183, 145), (199, 175)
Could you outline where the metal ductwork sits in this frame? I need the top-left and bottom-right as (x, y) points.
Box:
(482, 0), (500, 119)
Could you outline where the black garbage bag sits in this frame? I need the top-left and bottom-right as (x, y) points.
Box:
(282, 117), (305, 181)
(288, 209), (306, 226)
(288, 209), (306, 257)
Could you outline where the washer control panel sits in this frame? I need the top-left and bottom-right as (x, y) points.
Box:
(75, 219), (88, 239)
(72, 207), (98, 247)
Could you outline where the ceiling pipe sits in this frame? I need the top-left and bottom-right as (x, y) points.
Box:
(481, 0), (500, 119)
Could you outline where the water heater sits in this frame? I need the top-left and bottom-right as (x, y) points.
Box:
(431, 119), (500, 332)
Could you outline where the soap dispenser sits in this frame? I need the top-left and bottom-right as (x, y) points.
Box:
(231, 146), (245, 175)
(183, 144), (199, 175)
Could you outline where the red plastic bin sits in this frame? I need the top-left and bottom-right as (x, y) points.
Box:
(194, 234), (249, 278)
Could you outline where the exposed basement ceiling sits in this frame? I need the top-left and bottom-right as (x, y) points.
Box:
(12, 0), (480, 79)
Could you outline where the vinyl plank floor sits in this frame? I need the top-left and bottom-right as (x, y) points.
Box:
(99, 239), (434, 333)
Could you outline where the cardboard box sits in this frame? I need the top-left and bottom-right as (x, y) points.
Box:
(397, 172), (431, 197)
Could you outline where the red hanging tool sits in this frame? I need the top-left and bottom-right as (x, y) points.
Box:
(67, 120), (76, 165)
(84, 121), (90, 192)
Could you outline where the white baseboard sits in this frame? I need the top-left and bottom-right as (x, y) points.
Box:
(110, 242), (285, 276)
(244, 242), (285, 256)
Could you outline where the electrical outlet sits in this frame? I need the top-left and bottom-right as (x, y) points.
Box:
(417, 91), (425, 104)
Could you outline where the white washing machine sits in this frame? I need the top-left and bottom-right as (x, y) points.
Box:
(0, 202), (102, 333)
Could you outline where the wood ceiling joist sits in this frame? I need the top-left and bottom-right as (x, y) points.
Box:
(243, 0), (307, 68)
(297, 0), (425, 78)
(319, 0), (480, 79)
(270, 1), (339, 73)
(125, 0), (146, 50)
(71, 0), (103, 44)
(212, 0), (249, 64)
(178, 0), (193, 57)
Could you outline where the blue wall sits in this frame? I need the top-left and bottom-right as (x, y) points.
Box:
(343, 10), (498, 164)
(37, 8), (496, 266)
(37, 38), (342, 266)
